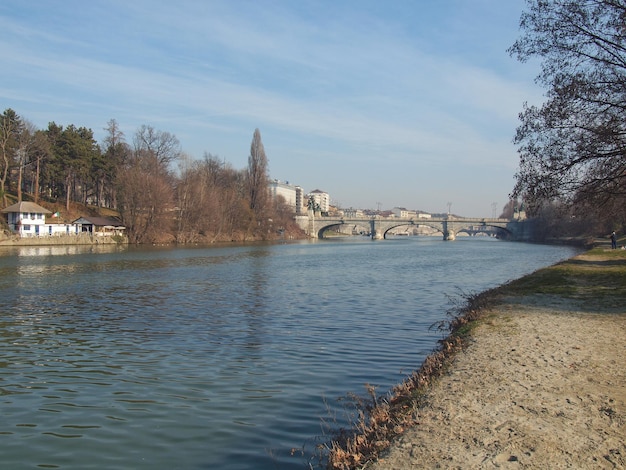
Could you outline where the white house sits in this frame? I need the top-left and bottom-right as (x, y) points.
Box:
(2, 202), (124, 238)
(2, 201), (54, 237)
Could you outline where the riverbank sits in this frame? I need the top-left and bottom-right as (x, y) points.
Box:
(0, 233), (126, 246)
(328, 247), (626, 469)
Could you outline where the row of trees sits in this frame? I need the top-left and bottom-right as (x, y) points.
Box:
(0, 111), (298, 243)
(509, 0), (626, 237)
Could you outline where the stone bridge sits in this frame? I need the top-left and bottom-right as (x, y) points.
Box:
(295, 212), (531, 241)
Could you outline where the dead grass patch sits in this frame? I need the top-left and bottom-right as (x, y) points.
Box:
(323, 289), (499, 469)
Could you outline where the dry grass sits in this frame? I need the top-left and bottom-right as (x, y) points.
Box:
(324, 247), (626, 470)
(323, 289), (495, 469)
(502, 247), (626, 312)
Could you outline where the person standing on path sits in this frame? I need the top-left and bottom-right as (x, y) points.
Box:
(611, 231), (617, 249)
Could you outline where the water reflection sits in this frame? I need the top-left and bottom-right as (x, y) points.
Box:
(10, 244), (127, 258)
(241, 247), (271, 351)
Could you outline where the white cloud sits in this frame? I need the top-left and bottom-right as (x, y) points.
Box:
(0, 0), (540, 216)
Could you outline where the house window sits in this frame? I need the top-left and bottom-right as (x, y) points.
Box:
(23, 225), (31, 231)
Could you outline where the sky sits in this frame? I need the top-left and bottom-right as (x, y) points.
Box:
(0, 0), (543, 217)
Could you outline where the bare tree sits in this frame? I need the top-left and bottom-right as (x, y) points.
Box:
(175, 153), (253, 243)
(133, 124), (181, 170)
(15, 120), (38, 202)
(117, 125), (178, 243)
(243, 129), (273, 239)
(509, 0), (626, 226)
(100, 119), (130, 208)
(0, 109), (22, 205)
(117, 159), (173, 243)
(247, 129), (269, 212)
(498, 199), (519, 219)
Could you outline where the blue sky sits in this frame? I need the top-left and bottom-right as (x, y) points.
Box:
(0, 0), (542, 217)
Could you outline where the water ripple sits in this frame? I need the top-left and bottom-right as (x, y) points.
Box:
(0, 239), (578, 469)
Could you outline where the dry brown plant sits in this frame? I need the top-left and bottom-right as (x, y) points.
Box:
(324, 289), (495, 469)
(325, 246), (626, 469)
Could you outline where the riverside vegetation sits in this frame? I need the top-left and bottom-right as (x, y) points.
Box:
(0, 114), (304, 244)
(324, 240), (626, 469)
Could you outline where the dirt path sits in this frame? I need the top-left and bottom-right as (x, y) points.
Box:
(365, 303), (626, 469)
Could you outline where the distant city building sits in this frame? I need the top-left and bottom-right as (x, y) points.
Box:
(269, 180), (304, 214)
(343, 208), (364, 217)
(307, 189), (330, 213)
(295, 186), (306, 215)
(391, 207), (417, 218)
(417, 212), (432, 219)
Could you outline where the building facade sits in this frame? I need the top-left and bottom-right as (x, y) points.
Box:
(391, 207), (417, 218)
(2, 201), (124, 238)
(268, 180), (305, 214)
(307, 189), (330, 213)
(2, 201), (56, 237)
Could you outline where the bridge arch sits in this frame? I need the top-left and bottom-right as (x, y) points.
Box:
(453, 222), (513, 239)
(316, 220), (371, 239)
(378, 221), (443, 239)
(296, 214), (527, 241)
(317, 222), (343, 239)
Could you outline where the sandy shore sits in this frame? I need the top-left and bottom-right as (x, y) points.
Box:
(365, 296), (626, 469)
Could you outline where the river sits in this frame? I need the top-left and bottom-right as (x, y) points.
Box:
(0, 237), (578, 469)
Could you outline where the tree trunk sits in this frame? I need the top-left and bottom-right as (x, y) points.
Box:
(17, 161), (23, 202)
(34, 156), (40, 203)
(65, 172), (72, 213)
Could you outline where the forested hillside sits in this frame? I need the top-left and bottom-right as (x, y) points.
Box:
(0, 111), (303, 243)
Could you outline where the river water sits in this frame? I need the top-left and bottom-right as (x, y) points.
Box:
(0, 237), (578, 469)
